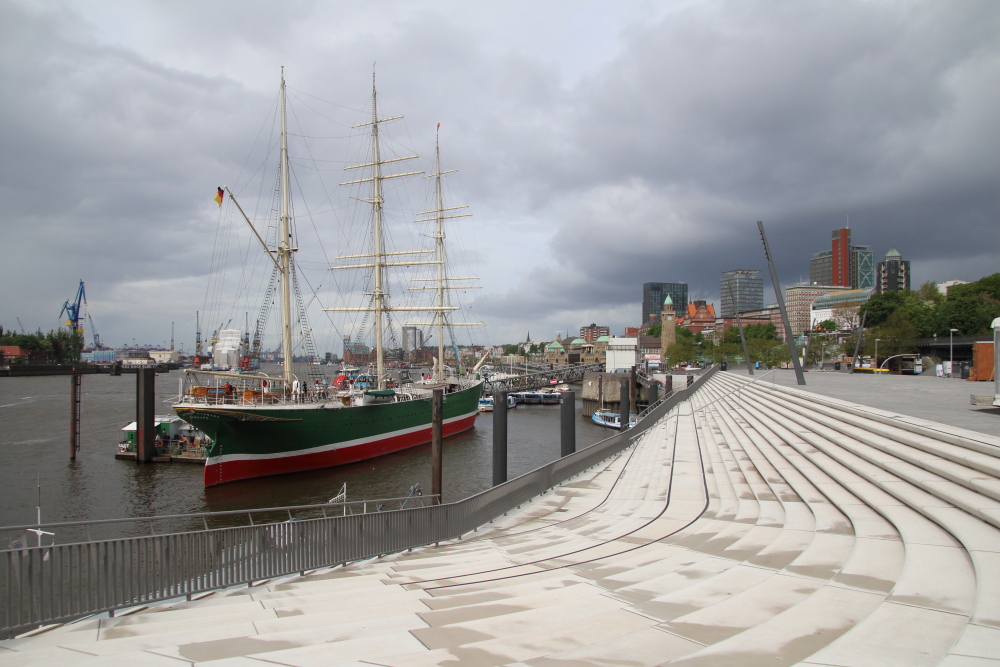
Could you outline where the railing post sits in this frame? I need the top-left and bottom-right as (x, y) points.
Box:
(431, 388), (443, 504)
(493, 390), (508, 486)
(620, 379), (630, 432)
(136, 368), (155, 463)
(560, 391), (575, 457)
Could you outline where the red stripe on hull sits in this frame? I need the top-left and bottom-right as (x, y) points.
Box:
(204, 413), (478, 487)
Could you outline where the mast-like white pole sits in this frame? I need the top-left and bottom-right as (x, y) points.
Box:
(279, 68), (295, 388)
(435, 128), (446, 382)
(371, 75), (386, 389)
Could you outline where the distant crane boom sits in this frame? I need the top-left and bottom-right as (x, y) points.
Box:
(87, 313), (102, 349)
(59, 280), (87, 335)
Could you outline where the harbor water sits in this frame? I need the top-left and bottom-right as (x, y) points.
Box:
(0, 371), (614, 529)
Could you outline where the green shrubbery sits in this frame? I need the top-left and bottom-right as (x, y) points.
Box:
(0, 326), (84, 363)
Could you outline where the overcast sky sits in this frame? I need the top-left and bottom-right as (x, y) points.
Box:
(2, 0), (998, 353)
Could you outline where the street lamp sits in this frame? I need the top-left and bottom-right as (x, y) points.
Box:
(949, 328), (959, 378)
(874, 339), (881, 373)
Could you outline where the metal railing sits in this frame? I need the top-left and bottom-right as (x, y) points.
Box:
(0, 365), (717, 639)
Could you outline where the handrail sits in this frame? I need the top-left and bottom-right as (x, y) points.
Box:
(0, 495), (440, 537)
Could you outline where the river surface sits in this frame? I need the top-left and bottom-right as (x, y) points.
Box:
(0, 370), (613, 529)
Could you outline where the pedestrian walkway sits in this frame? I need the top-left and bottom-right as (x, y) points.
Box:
(3, 372), (999, 665)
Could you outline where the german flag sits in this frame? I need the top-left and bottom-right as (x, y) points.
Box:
(214, 187), (224, 207)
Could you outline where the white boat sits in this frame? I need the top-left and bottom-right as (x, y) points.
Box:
(478, 395), (516, 412)
(591, 409), (638, 430)
(512, 390), (562, 405)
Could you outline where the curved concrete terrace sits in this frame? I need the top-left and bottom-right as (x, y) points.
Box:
(3, 371), (1000, 666)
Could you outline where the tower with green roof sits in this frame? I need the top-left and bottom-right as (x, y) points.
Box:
(660, 294), (677, 360)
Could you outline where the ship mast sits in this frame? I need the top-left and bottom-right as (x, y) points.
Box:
(434, 132), (445, 381)
(278, 67), (295, 388)
(328, 75), (439, 390)
(408, 126), (482, 382)
(370, 80), (387, 388)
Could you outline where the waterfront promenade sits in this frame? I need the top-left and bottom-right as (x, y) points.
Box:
(4, 371), (999, 665)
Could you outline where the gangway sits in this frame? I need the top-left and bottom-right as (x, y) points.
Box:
(484, 362), (604, 394)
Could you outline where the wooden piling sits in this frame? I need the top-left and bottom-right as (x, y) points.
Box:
(431, 388), (443, 504)
(70, 371), (81, 460)
(560, 391), (575, 457)
(136, 368), (155, 463)
(493, 390), (508, 486)
(620, 380), (631, 432)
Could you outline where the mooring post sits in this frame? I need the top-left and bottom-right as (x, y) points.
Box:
(70, 370), (81, 461)
(431, 388), (443, 504)
(649, 381), (659, 406)
(620, 379), (631, 432)
(560, 391), (575, 457)
(629, 365), (637, 415)
(493, 390), (508, 486)
(136, 367), (155, 463)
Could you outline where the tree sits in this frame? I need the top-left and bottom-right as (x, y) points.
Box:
(748, 339), (790, 369)
(502, 344), (519, 355)
(647, 324), (662, 338)
(865, 311), (919, 369)
(831, 302), (863, 330)
(814, 319), (837, 331)
(939, 273), (1000, 335)
(859, 291), (908, 328)
(665, 340), (695, 366)
(744, 323), (778, 340)
(916, 281), (944, 307)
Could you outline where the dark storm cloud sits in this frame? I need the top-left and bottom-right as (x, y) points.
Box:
(2, 0), (997, 347)
(483, 0), (1000, 334)
(0, 2), (269, 344)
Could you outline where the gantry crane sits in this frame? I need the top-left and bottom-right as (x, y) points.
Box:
(87, 313), (102, 349)
(59, 280), (87, 335)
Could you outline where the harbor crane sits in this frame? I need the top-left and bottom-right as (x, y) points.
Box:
(87, 313), (103, 349)
(59, 280), (87, 335)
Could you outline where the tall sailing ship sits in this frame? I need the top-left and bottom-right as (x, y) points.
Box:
(174, 71), (485, 487)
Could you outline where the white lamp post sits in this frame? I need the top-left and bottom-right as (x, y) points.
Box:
(874, 339), (881, 373)
(950, 328), (959, 378)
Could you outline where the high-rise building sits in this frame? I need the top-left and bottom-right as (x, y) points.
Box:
(809, 250), (833, 286)
(810, 228), (874, 289)
(720, 270), (764, 317)
(642, 283), (688, 325)
(877, 247), (911, 293)
(850, 245), (875, 290)
(785, 285), (852, 336)
(579, 323), (610, 343)
(401, 326), (423, 352)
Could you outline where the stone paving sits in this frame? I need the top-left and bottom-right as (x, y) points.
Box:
(3, 372), (1000, 665)
(730, 366), (1000, 437)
